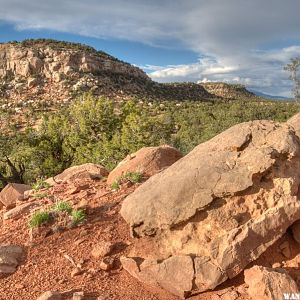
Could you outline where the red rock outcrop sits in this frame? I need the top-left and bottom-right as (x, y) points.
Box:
(120, 119), (300, 298)
(107, 145), (182, 185)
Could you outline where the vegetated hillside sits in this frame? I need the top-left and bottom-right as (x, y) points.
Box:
(0, 92), (299, 188)
(0, 39), (213, 106)
(0, 39), (258, 108)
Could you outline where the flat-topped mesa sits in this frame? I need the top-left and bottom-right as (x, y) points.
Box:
(120, 117), (300, 298)
(200, 82), (256, 99)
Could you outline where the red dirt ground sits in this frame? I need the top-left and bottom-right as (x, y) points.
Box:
(0, 177), (299, 300)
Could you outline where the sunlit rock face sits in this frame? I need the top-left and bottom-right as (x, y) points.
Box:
(120, 119), (300, 298)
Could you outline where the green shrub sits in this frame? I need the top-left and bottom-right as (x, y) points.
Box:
(32, 179), (51, 191)
(111, 181), (120, 190)
(71, 209), (86, 225)
(124, 171), (143, 183)
(29, 211), (50, 228)
(1, 94), (300, 188)
(53, 201), (72, 214)
(112, 171), (143, 190)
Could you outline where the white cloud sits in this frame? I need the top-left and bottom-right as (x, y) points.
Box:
(0, 0), (300, 95)
(146, 46), (298, 97)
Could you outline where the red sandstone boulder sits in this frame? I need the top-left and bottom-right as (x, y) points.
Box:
(120, 120), (300, 298)
(0, 183), (31, 209)
(46, 163), (109, 185)
(0, 245), (24, 277)
(107, 145), (182, 185)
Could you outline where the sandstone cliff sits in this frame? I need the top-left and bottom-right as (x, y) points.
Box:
(0, 39), (256, 105)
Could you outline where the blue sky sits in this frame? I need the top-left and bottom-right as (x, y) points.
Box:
(1, 0), (300, 97)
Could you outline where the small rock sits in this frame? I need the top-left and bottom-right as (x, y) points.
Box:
(37, 291), (62, 300)
(100, 257), (115, 271)
(73, 291), (84, 300)
(14, 283), (25, 289)
(3, 201), (41, 220)
(97, 295), (109, 300)
(74, 238), (87, 246)
(91, 242), (114, 258)
(0, 244), (23, 276)
(279, 241), (291, 258)
(79, 229), (89, 237)
(0, 183), (31, 209)
(71, 267), (84, 277)
(220, 290), (238, 300)
(58, 278), (67, 284)
(27, 77), (39, 88)
(67, 184), (89, 195)
(272, 262), (282, 268)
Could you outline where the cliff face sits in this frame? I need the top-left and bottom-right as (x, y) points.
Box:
(0, 43), (147, 81)
(0, 40), (152, 103)
(0, 40), (256, 104)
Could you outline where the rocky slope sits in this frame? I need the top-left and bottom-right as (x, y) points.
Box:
(0, 39), (256, 109)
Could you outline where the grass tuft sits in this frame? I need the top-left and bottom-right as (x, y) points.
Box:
(53, 201), (72, 214)
(29, 211), (50, 228)
(32, 179), (51, 191)
(111, 171), (143, 190)
(71, 209), (86, 225)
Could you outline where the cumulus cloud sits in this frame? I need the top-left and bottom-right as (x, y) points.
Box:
(146, 46), (300, 96)
(0, 0), (300, 95)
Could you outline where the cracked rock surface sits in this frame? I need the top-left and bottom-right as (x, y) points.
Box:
(120, 119), (300, 298)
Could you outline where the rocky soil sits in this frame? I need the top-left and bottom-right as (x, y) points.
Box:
(2, 171), (300, 300)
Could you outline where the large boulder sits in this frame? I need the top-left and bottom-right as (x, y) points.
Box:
(107, 145), (182, 185)
(46, 163), (109, 185)
(0, 183), (31, 209)
(287, 112), (300, 138)
(120, 120), (300, 298)
(244, 265), (299, 300)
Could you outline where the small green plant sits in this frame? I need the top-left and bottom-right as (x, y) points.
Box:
(111, 181), (120, 190)
(29, 211), (50, 228)
(33, 192), (48, 199)
(111, 171), (143, 190)
(71, 209), (86, 225)
(124, 171), (143, 183)
(53, 201), (72, 214)
(32, 179), (51, 191)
